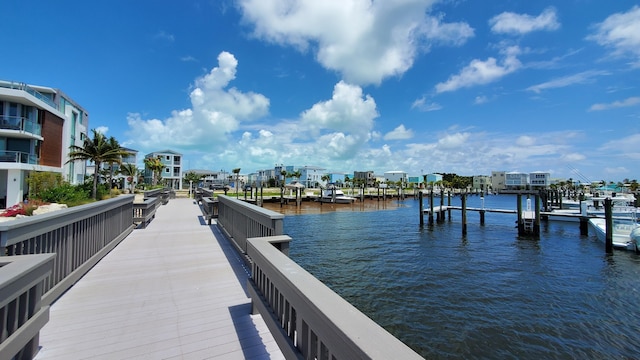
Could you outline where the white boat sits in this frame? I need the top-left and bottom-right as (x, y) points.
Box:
(547, 199), (638, 222)
(320, 185), (356, 204)
(588, 218), (640, 251)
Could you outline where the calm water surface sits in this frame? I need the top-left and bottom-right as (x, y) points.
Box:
(267, 194), (640, 359)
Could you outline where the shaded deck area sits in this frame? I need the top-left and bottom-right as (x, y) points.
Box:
(34, 198), (284, 360)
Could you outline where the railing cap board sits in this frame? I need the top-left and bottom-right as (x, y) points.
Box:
(0, 254), (55, 309)
(0, 195), (134, 248)
(247, 236), (422, 359)
(218, 195), (283, 220)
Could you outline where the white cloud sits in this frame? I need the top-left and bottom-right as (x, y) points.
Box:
(384, 125), (414, 141)
(474, 95), (489, 105)
(516, 135), (536, 146)
(526, 70), (609, 93)
(155, 30), (175, 42)
(489, 7), (560, 35)
(589, 96), (640, 111)
(435, 46), (522, 93)
(94, 126), (109, 135)
(437, 132), (470, 149)
(412, 96), (442, 111)
(300, 81), (378, 138)
(126, 51), (270, 151)
(237, 0), (474, 85)
(587, 5), (640, 67)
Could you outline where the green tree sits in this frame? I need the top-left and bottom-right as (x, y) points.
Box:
(280, 170), (287, 187)
(119, 163), (139, 193)
(144, 156), (164, 186)
(67, 129), (128, 199)
(184, 171), (203, 193)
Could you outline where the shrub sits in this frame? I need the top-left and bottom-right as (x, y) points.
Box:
(37, 183), (90, 206)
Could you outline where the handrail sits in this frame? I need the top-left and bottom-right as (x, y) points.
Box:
(0, 150), (38, 164)
(247, 236), (423, 359)
(0, 195), (135, 305)
(216, 195), (283, 254)
(0, 115), (42, 136)
(0, 80), (58, 110)
(0, 253), (55, 360)
(133, 197), (159, 228)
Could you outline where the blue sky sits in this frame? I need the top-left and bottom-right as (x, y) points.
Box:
(3, 1), (640, 182)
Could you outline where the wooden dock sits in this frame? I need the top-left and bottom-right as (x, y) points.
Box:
(33, 198), (284, 360)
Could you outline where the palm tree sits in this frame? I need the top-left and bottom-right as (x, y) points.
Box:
(119, 163), (139, 194)
(280, 170), (287, 187)
(144, 156), (164, 186)
(67, 129), (128, 199)
(232, 168), (241, 198)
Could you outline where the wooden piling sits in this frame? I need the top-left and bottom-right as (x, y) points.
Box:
(447, 191), (452, 220)
(605, 198), (613, 254)
(461, 192), (467, 236)
(534, 194), (541, 236)
(517, 194), (524, 235)
(579, 217), (589, 235)
(429, 190), (434, 225)
(438, 189), (445, 223)
(419, 191), (424, 227)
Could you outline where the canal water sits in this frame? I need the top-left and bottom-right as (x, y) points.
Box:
(265, 194), (640, 359)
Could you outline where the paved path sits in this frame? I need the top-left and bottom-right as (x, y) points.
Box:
(34, 198), (284, 360)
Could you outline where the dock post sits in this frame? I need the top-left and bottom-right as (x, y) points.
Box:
(534, 193), (541, 236)
(429, 189), (434, 225)
(280, 187), (284, 208)
(461, 192), (467, 236)
(438, 188), (445, 223)
(605, 198), (613, 254)
(447, 191), (452, 220)
(517, 194), (524, 235)
(260, 185), (263, 207)
(479, 196), (485, 225)
(579, 217), (589, 236)
(419, 191), (424, 227)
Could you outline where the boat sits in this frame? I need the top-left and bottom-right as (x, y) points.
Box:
(547, 198), (638, 222)
(320, 184), (356, 204)
(588, 217), (640, 251)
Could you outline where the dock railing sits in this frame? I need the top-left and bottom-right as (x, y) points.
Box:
(133, 196), (160, 228)
(216, 196), (422, 359)
(216, 195), (284, 254)
(0, 254), (55, 360)
(0, 195), (135, 306)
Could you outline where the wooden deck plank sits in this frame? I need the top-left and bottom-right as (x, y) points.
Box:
(34, 197), (284, 360)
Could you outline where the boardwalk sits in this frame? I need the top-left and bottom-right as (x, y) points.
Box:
(34, 198), (284, 360)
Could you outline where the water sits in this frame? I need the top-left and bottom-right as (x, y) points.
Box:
(273, 194), (640, 359)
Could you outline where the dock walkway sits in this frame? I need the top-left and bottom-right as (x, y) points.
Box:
(34, 198), (284, 360)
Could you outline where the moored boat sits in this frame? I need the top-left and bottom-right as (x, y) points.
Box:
(588, 218), (640, 251)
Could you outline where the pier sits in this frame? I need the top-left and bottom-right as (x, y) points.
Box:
(2, 193), (421, 360)
(33, 197), (283, 360)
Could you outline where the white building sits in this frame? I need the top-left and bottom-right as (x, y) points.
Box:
(145, 150), (183, 189)
(384, 171), (408, 185)
(529, 171), (550, 189)
(505, 172), (529, 190)
(0, 80), (88, 208)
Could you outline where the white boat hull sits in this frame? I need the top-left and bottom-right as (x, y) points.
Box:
(588, 218), (639, 251)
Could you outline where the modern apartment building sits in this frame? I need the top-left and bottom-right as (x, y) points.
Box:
(144, 150), (183, 189)
(0, 80), (88, 208)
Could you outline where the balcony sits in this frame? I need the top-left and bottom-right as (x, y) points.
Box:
(0, 115), (42, 137)
(0, 80), (58, 110)
(0, 150), (38, 164)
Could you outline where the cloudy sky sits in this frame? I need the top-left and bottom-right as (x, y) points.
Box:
(3, 1), (640, 181)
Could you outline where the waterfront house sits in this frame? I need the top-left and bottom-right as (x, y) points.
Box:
(384, 170), (408, 186)
(145, 150), (183, 189)
(505, 172), (529, 190)
(529, 171), (550, 189)
(491, 171), (506, 192)
(299, 165), (325, 188)
(0, 80), (88, 208)
(472, 175), (492, 191)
